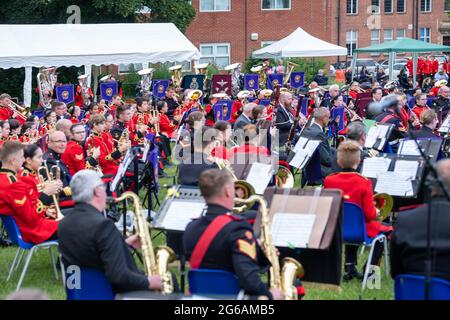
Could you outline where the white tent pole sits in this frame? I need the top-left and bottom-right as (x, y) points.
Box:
(84, 65), (92, 87)
(388, 52), (395, 81)
(23, 66), (32, 107)
(412, 52), (418, 88)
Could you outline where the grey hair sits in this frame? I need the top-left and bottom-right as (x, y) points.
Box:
(313, 107), (330, 120)
(347, 121), (366, 141)
(434, 159), (450, 196)
(70, 170), (103, 203)
(280, 91), (292, 103)
(329, 84), (339, 92)
(243, 102), (257, 113)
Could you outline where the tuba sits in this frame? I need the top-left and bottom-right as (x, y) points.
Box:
(224, 62), (242, 97)
(251, 65), (267, 90)
(137, 68), (154, 99)
(234, 195), (304, 300)
(169, 65), (183, 88)
(275, 165), (294, 188)
(37, 67), (57, 109)
(114, 191), (175, 294)
(283, 61), (299, 86)
(78, 74), (91, 108)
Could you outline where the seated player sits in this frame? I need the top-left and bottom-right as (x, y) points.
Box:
(323, 141), (393, 281)
(183, 169), (284, 299)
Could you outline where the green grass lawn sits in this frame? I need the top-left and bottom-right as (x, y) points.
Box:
(0, 164), (394, 300)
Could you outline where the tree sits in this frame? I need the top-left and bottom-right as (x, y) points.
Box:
(141, 0), (196, 33)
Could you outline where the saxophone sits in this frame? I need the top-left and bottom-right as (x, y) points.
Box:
(234, 195), (304, 300)
(114, 192), (176, 294)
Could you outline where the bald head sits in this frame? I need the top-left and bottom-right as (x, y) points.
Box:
(434, 159), (450, 196)
(48, 130), (67, 154)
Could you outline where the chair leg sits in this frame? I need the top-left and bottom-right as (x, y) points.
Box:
(362, 243), (376, 290)
(383, 237), (389, 277)
(7, 247), (21, 282)
(359, 246), (366, 257)
(49, 246), (58, 281)
(59, 254), (66, 288)
(15, 249), (26, 272)
(16, 247), (36, 291)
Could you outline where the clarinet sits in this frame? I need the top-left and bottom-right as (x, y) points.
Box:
(286, 95), (304, 156)
(271, 85), (282, 128)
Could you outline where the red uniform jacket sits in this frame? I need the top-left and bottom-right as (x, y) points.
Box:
(61, 140), (98, 176)
(75, 85), (93, 107)
(0, 170), (58, 244)
(85, 132), (120, 176)
(406, 59), (413, 76)
(0, 106), (13, 121)
(412, 105), (430, 119)
(324, 171), (385, 238)
(211, 145), (228, 159)
(227, 144), (270, 160)
(422, 60), (432, 75)
(230, 100), (243, 124)
(159, 113), (176, 138)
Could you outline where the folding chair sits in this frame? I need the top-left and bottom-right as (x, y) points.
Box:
(188, 269), (241, 296)
(343, 202), (389, 290)
(1, 215), (62, 291)
(65, 267), (114, 300)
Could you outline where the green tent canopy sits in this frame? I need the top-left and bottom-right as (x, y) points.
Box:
(351, 38), (450, 84)
(354, 38), (450, 53)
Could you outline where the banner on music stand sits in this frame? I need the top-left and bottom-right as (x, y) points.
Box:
(212, 74), (232, 95)
(300, 97), (308, 116)
(213, 100), (232, 121)
(55, 84), (75, 104)
(181, 75), (205, 91)
(267, 74), (284, 90)
(331, 107), (345, 132)
(100, 82), (118, 102)
(152, 80), (170, 99)
(259, 99), (271, 107)
(290, 72), (305, 89)
(244, 74), (259, 91)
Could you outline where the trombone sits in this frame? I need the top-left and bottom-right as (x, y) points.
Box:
(6, 100), (29, 121)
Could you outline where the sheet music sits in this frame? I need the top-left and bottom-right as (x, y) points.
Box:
(304, 140), (321, 156)
(142, 140), (150, 161)
(289, 149), (309, 169)
(375, 172), (414, 197)
(394, 160), (420, 180)
(271, 213), (316, 248)
(398, 140), (421, 156)
(245, 162), (273, 195)
(365, 125), (388, 149)
(361, 157), (392, 179)
(293, 137), (309, 153)
(160, 201), (206, 231)
(110, 149), (133, 192)
(438, 115), (450, 133)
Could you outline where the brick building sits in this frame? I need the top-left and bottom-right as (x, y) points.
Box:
(184, 0), (450, 68)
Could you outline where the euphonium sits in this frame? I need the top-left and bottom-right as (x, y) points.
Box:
(215, 157), (256, 211)
(114, 191), (175, 294)
(234, 195), (304, 300)
(373, 193), (394, 221)
(283, 61), (299, 85)
(38, 163), (63, 221)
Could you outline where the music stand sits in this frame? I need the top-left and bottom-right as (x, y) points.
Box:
(256, 187), (343, 286)
(287, 137), (321, 170)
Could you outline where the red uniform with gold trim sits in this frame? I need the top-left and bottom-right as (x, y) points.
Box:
(0, 105), (13, 121)
(75, 85), (93, 108)
(85, 132), (120, 176)
(323, 170), (392, 238)
(61, 140), (99, 176)
(412, 105), (430, 119)
(0, 174), (58, 244)
(204, 104), (215, 127)
(159, 113), (177, 138)
(227, 144), (270, 160)
(230, 100), (243, 124)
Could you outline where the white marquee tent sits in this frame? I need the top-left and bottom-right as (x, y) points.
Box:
(0, 23), (201, 105)
(252, 27), (347, 59)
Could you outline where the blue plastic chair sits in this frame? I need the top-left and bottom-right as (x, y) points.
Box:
(382, 142), (393, 154)
(188, 269), (241, 296)
(65, 267), (114, 300)
(0, 215), (61, 291)
(303, 150), (323, 186)
(407, 97), (416, 109)
(343, 202), (389, 290)
(395, 274), (450, 300)
(33, 109), (45, 119)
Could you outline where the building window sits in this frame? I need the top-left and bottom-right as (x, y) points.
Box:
(167, 61), (192, 72)
(371, 0), (380, 13)
(445, 0), (450, 11)
(396, 0), (406, 12)
(199, 43), (230, 69)
(371, 30), (380, 46)
(346, 30), (358, 56)
(118, 63), (143, 74)
(420, 0), (431, 12)
(384, 29), (393, 42)
(262, 0), (291, 10)
(420, 27), (431, 42)
(261, 41), (276, 47)
(346, 0), (358, 14)
(200, 0), (231, 12)
(396, 29), (406, 39)
(384, 0), (393, 13)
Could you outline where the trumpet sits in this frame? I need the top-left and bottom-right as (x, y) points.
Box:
(38, 162), (63, 221)
(344, 105), (363, 122)
(5, 100), (29, 121)
(234, 195), (304, 300)
(149, 109), (160, 137)
(113, 192), (175, 294)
